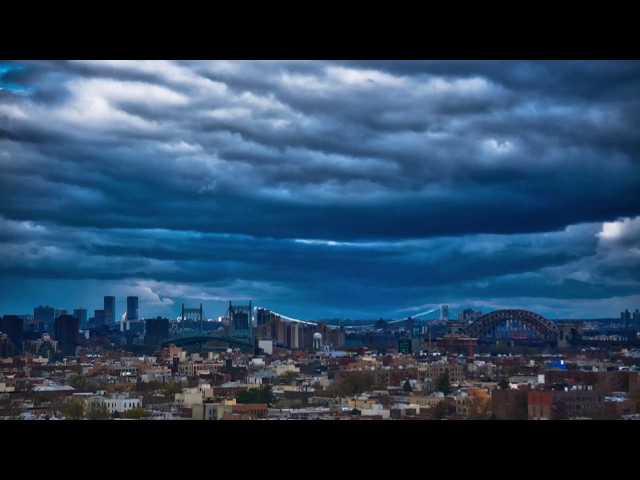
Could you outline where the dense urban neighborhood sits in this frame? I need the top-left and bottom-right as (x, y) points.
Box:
(2, 302), (640, 420)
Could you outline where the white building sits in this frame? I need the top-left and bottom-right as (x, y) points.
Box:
(175, 387), (204, 407)
(100, 394), (142, 414)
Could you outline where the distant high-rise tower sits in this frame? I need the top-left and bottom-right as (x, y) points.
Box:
(1, 315), (24, 355)
(94, 309), (108, 327)
(145, 317), (169, 345)
(54, 309), (68, 326)
(440, 305), (450, 321)
(72, 308), (88, 329)
(127, 296), (139, 321)
(634, 309), (640, 327)
(621, 309), (632, 327)
(33, 305), (54, 333)
(104, 296), (115, 324)
(54, 314), (79, 355)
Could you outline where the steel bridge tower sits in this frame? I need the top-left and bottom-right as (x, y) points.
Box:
(226, 299), (253, 342)
(180, 303), (204, 337)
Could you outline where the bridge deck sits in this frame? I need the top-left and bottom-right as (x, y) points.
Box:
(161, 334), (254, 348)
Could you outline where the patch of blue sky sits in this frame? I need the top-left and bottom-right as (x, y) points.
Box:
(0, 63), (34, 94)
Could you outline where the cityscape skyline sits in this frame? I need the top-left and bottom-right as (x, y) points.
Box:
(9, 293), (640, 323)
(1, 60), (639, 320)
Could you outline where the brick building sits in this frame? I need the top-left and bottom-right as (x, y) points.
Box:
(528, 391), (553, 419)
(492, 389), (528, 420)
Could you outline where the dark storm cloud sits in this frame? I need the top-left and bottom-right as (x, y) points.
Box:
(0, 60), (639, 318)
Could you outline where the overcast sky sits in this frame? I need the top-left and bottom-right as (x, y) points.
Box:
(0, 60), (639, 320)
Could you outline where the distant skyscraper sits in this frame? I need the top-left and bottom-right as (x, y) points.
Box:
(72, 308), (88, 329)
(457, 308), (483, 324)
(34, 305), (55, 333)
(104, 296), (115, 324)
(127, 296), (139, 321)
(54, 308), (68, 321)
(1, 315), (24, 355)
(256, 307), (276, 326)
(54, 314), (79, 355)
(633, 309), (640, 327)
(621, 309), (632, 327)
(94, 309), (108, 327)
(145, 317), (169, 345)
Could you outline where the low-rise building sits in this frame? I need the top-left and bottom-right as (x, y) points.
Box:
(492, 388), (528, 420)
(100, 394), (142, 415)
(528, 391), (553, 420)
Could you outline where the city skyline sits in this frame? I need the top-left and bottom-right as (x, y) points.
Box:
(1, 60), (639, 320)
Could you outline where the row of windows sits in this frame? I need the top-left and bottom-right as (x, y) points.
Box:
(105, 401), (139, 409)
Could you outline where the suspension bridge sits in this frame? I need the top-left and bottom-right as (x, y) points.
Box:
(159, 300), (561, 349)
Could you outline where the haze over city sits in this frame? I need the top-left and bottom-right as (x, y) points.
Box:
(1, 60), (639, 320)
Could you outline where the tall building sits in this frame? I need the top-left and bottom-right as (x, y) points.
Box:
(1, 315), (24, 355)
(457, 308), (483, 324)
(127, 296), (139, 321)
(54, 308), (68, 320)
(145, 317), (169, 345)
(72, 308), (88, 329)
(621, 309), (632, 327)
(256, 307), (275, 326)
(0, 333), (13, 358)
(633, 309), (640, 327)
(285, 322), (301, 349)
(94, 309), (108, 327)
(33, 305), (55, 333)
(104, 296), (115, 324)
(54, 314), (79, 355)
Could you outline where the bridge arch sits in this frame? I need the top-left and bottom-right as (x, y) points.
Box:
(464, 309), (558, 343)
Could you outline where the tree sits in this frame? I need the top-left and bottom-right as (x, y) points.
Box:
(281, 370), (298, 385)
(63, 397), (85, 420)
(49, 397), (67, 418)
(236, 385), (277, 406)
(467, 395), (491, 420)
(435, 370), (452, 395)
(86, 400), (109, 420)
(335, 371), (375, 396)
(161, 383), (183, 399)
(258, 385), (277, 406)
(124, 407), (151, 419)
(498, 378), (510, 390)
(431, 401), (450, 420)
(67, 374), (88, 391)
(402, 380), (413, 393)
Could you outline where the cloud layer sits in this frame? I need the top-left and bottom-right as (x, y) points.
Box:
(0, 60), (639, 319)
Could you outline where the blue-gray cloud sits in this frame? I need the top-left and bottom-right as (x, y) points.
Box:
(0, 60), (639, 319)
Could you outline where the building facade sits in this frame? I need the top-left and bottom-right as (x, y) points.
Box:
(104, 296), (116, 324)
(145, 317), (169, 345)
(73, 308), (87, 329)
(127, 296), (139, 321)
(99, 394), (142, 415)
(1, 315), (24, 355)
(492, 388), (528, 420)
(54, 314), (79, 355)
(33, 306), (55, 333)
